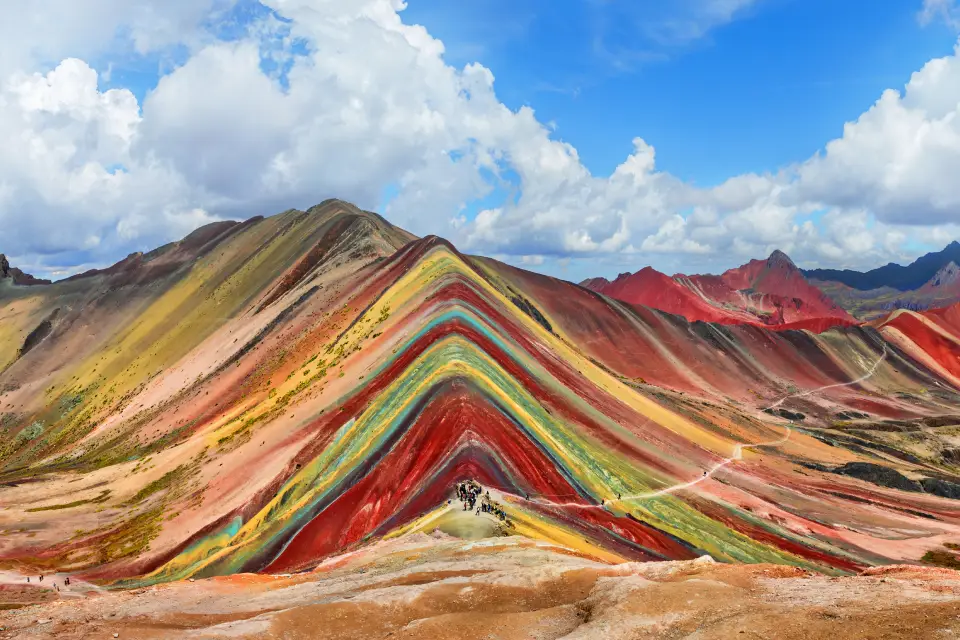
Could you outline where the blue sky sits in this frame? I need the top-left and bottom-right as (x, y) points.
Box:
(404, 0), (955, 185)
(2, 0), (960, 282)
(401, 0), (960, 280)
(96, 0), (957, 191)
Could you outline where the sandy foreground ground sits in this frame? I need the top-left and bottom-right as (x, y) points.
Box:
(2, 532), (960, 639)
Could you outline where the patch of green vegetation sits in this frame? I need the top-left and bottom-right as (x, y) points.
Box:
(4, 501), (167, 574)
(0, 420), (47, 462)
(26, 490), (111, 512)
(94, 506), (166, 565)
(15, 421), (44, 444)
(126, 466), (188, 505)
(922, 549), (960, 570)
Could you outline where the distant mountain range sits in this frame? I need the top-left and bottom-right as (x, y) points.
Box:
(803, 241), (960, 292)
(584, 241), (960, 324)
(582, 249), (854, 330)
(805, 244), (960, 320)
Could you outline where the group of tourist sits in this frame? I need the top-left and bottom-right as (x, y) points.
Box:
(454, 480), (513, 529)
(25, 574), (69, 592)
(476, 498), (509, 523)
(456, 480), (482, 511)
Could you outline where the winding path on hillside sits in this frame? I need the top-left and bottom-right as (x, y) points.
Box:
(507, 347), (890, 511)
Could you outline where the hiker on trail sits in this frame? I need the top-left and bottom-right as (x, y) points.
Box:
(39, 575), (43, 582)
(65, 577), (70, 586)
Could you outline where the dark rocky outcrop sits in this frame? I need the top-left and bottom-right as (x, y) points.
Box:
(763, 408), (806, 422)
(942, 449), (960, 465)
(835, 411), (870, 421)
(0, 253), (51, 286)
(833, 462), (923, 493)
(922, 415), (960, 428)
(18, 308), (61, 358)
(921, 477), (960, 500)
(510, 295), (553, 334)
(831, 462), (960, 500)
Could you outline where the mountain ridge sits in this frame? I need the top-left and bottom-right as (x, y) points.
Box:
(0, 253), (51, 286)
(583, 249), (853, 329)
(2, 200), (960, 589)
(804, 241), (960, 292)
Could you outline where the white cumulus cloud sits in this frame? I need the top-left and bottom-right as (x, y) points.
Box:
(0, 0), (958, 279)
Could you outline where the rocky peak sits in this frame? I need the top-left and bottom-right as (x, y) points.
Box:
(0, 253), (51, 286)
(929, 261), (960, 288)
(766, 249), (797, 270)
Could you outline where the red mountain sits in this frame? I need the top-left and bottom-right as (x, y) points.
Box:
(589, 267), (757, 325)
(583, 250), (855, 330)
(714, 250), (854, 323)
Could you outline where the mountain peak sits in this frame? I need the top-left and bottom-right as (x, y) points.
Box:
(939, 260), (959, 272)
(0, 253), (50, 286)
(928, 261), (960, 288)
(803, 239), (960, 292)
(767, 249), (796, 269)
(579, 276), (611, 291)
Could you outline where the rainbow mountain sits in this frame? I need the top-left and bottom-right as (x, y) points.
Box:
(3, 200), (960, 586)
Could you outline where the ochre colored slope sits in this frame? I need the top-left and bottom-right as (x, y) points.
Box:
(2, 205), (960, 590)
(6, 538), (960, 639)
